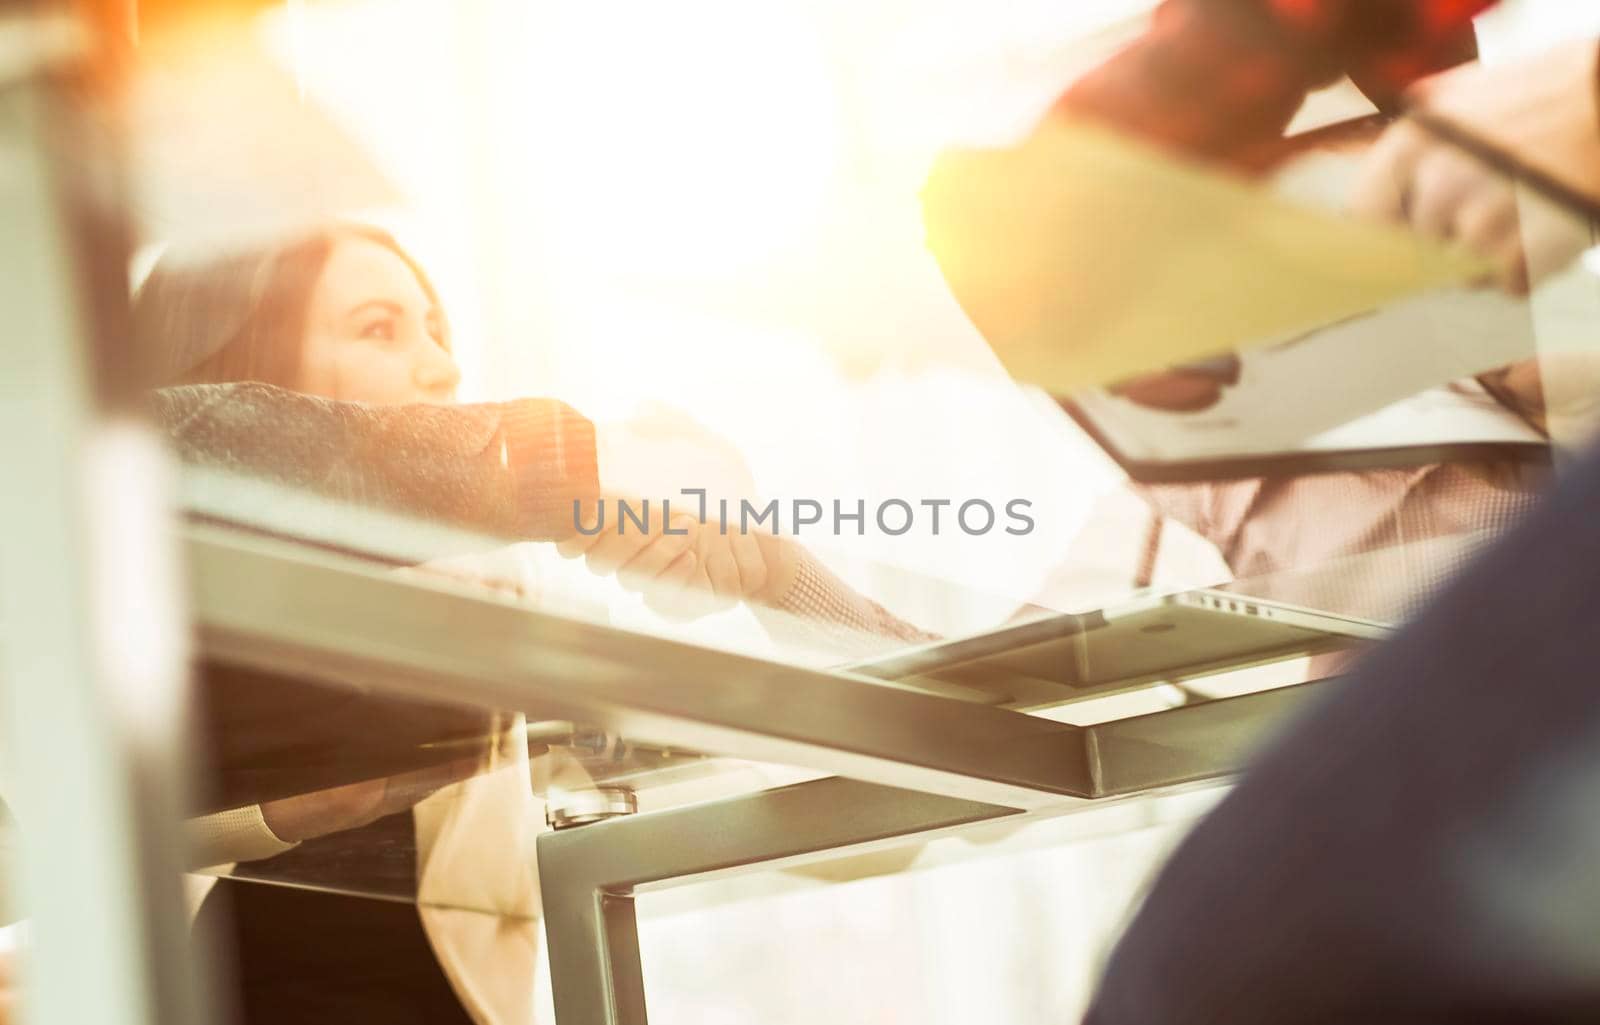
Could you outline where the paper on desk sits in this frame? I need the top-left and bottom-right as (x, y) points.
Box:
(921, 117), (1491, 394)
(1067, 280), (1551, 462)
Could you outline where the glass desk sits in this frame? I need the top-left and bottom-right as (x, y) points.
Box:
(9, 5), (1600, 1024)
(68, 9), (1600, 1020)
(183, 511), (1409, 1025)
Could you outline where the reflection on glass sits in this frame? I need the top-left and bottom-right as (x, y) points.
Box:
(101, 2), (1600, 1023)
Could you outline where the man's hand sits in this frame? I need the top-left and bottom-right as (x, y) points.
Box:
(557, 498), (801, 619)
(1480, 352), (1600, 441)
(1352, 118), (1534, 292)
(1411, 39), (1600, 203)
(560, 404), (805, 618)
(1350, 40), (1600, 294)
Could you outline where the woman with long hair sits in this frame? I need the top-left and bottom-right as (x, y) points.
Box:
(139, 223), (589, 1025)
(136, 218), (931, 1025)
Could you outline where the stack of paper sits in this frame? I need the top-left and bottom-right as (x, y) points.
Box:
(921, 116), (1491, 395)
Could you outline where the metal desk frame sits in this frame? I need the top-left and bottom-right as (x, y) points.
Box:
(190, 523), (1324, 1025)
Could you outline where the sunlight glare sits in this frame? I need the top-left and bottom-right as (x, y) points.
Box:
(525, 0), (844, 275)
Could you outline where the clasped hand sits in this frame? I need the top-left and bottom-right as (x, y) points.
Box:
(1351, 39), (1600, 294)
(557, 497), (800, 619)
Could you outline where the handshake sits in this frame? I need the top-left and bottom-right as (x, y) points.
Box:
(556, 495), (802, 619)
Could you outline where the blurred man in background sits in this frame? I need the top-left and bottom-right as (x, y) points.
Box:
(1062, 5), (1600, 1021)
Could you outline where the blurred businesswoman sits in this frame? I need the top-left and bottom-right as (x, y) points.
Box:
(137, 223), (552, 1024)
(134, 219), (925, 1024)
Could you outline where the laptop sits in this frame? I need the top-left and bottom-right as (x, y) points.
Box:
(849, 589), (1385, 710)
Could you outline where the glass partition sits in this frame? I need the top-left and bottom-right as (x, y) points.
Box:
(122, 0), (1587, 871)
(79, 0), (1600, 1022)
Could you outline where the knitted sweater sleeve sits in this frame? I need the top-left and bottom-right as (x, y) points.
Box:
(753, 550), (941, 661)
(146, 382), (598, 544)
(186, 804), (297, 869)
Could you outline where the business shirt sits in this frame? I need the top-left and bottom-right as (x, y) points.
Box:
(1141, 459), (1546, 624)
